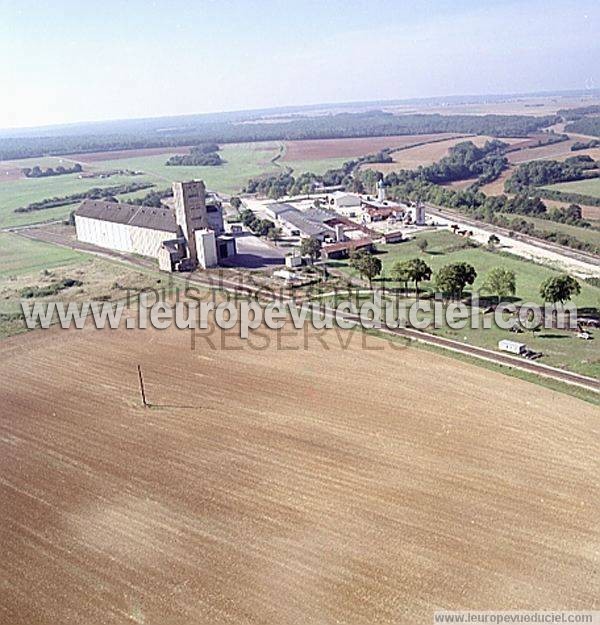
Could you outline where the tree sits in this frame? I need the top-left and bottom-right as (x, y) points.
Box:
(230, 196), (242, 210)
(240, 209), (255, 227)
(406, 258), (432, 295)
(416, 238), (428, 254)
(349, 250), (382, 288)
(482, 267), (516, 304)
(523, 308), (542, 338)
(435, 262), (477, 299)
(300, 237), (322, 263)
(539, 274), (581, 304)
(256, 219), (275, 237)
(267, 226), (282, 241)
(390, 260), (411, 294)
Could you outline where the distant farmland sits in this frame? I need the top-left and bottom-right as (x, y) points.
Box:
(281, 133), (463, 161)
(3, 136), (478, 229)
(0, 171), (158, 229)
(361, 135), (522, 173)
(543, 177), (600, 199)
(0, 142), (284, 228)
(506, 138), (579, 163)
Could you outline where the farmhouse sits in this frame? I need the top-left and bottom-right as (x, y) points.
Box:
(321, 237), (374, 259)
(74, 180), (236, 271)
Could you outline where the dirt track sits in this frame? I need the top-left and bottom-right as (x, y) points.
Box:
(0, 323), (599, 624)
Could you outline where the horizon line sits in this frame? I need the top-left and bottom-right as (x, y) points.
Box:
(2, 86), (599, 136)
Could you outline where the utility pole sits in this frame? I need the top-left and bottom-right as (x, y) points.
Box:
(137, 364), (148, 408)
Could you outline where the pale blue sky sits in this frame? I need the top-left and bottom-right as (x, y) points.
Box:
(0, 0), (598, 128)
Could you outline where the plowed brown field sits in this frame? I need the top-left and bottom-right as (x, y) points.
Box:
(506, 138), (579, 163)
(282, 133), (462, 161)
(1, 324), (599, 624)
(361, 136), (523, 174)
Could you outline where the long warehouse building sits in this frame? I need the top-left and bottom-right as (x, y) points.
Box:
(75, 180), (235, 271)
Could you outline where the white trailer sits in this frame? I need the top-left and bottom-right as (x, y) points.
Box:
(498, 339), (526, 355)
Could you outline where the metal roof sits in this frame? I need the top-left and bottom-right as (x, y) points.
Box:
(76, 199), (178, 233)
(302, 208), (338, 224)
(268, 203), (334, 236)
(279, 210), (331, 237)
(267, 202), (297, 217)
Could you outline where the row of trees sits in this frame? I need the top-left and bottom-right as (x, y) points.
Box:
(571, 139), (600, 151)
(559, 104), (600, 121)
(346, 250), (581, 304)
(126, 188), (173, 207)
(417, 140), (509, 186)
(505, 155), (599, 192)
(564, 117), (600, 138)
(15, 181), (155, 213)
(348, 250), (478, 298)
(239, 209), (280, 238)
(22, 163), (82, 178)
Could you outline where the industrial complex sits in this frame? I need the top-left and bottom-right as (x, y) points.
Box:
(243, 182), (428, 260)
(75, 180), (236, 271)
(74, 177), (428, 272)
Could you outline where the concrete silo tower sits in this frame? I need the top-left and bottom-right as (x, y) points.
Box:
(172, 180), (209, 265)
(376, 178), (386, 202)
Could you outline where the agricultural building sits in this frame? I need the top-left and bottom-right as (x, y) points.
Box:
(75, 180), (235, 271)
(327, 192), (362, 217)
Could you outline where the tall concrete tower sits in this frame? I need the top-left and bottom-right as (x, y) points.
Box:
(172, 180), (209, 264)
(376, 178), (386, 202)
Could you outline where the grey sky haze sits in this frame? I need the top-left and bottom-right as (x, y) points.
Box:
(0, 0), (598, 129)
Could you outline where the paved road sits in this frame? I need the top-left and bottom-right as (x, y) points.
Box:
(223, 232), (285, 269)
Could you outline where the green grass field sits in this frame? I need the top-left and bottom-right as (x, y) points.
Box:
(95, 142), (283, 192)
(0, 234), (178, 338)
(0, 141), (356, 229)
(0, 232), (84, 278)
(330, 230), (600, 307)
(0, 142), (284, 228)
(0, 172), (157, 228)
(434, 315), (599, 378)
(543, 177), (600, 199)
(328, 231), (600, 377)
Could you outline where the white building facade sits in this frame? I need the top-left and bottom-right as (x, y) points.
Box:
(74, 180), (234, 271)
